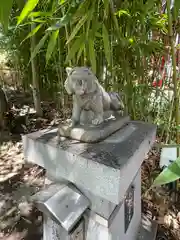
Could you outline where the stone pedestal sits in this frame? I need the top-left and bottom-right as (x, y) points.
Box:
(22, 121), (157, 240)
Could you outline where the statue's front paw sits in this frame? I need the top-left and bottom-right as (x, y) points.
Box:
(64, 119), (73, 127)
(92, 117), (103, 125)
(69, 122), (74, 128)
(70, 119), (80, 128)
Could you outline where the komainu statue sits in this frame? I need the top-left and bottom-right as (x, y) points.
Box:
(58, 66), (129, 143)
(64, 66), (124, 127)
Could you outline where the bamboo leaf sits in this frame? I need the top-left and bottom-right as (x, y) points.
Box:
(16, 0), (25, 9)
(102, 24), (111, 66)
(59, 0), (66, 5)
(112, 11), (121, 40)
(17, 0), (40, 25)
(175, 0), (180, 11)
(65, 35), (85, 63)
(46, 30), (59, 64)
(23, 23), (42, 43)
(152, 157), (180, 187)
(115, 10), (131, 18)
(88, 38), (96, 74)
(102, 0), (109, 14)
(63, 4), (79, 23)
(33, 18), (46, 23)
(66, 14), (88, 44)
(86, 3), (95, 38)
(91, 18), (101, 38)
(95, 32), (102, 38)
(174, 0), (180, 19)
(72, 0), (90, 19)
(47, 12), (74, 31)
(77, 44), (85, 63)
(29, 32), (49, 63)
(144, 0), (154, 11)
(0, 0), (13, 32)
(28, 11), (52, 18)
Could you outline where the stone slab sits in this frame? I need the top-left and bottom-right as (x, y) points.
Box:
(45, 173), (117, 221)
(31, 183), (90, 232)
(46, 167), (141, 224)
(22, 121), (156, 204)
(58, 114), (130, 143)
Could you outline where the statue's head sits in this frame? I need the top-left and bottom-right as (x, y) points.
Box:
(64, 67), (98, 96)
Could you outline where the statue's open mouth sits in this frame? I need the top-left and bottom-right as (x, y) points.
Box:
(79, 90), (87, 97)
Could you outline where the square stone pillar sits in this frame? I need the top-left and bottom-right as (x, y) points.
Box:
(23, 121), (157, 240)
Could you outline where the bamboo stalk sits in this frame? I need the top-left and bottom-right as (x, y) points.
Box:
(167, 0), (180, 156)
(57, 36), (64, 109)
(30, 20), (43, 117)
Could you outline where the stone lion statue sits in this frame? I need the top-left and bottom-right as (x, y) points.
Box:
(64, 66), (124, 127)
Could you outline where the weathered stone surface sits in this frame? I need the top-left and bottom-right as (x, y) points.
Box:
(37, 170), (141, 240)
(33, 172), (157, 240)
(22, 121), (156, 204)
(31, 183), (90, 233)
(45, 173), (117, 221)
(58, 114), (130, 143)
(137, 214), (158, 240)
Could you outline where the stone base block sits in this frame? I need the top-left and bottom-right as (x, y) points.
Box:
(43, 213), (157, 240)
(58, 114), (130, 143)
(46, 167), (141, 225)
(40, 169), (141, 240)
(22, 121), (156, 204)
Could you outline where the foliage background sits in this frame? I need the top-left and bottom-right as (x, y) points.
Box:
(0, 0), (180, 143)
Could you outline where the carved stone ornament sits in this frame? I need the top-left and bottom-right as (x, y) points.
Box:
(58, 66), (130, 142)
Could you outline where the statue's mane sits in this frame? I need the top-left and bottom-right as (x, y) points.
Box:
(69, 67), (97, 79)
(65, 66), (100, 95)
